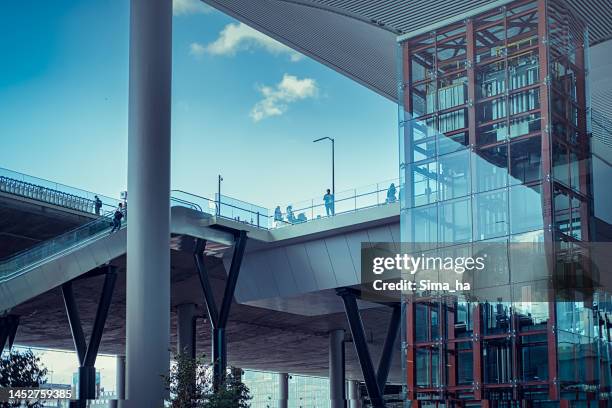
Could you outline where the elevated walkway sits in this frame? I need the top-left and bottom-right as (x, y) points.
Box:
(0, 170), (400, 316)
(0, 206), (235, 313)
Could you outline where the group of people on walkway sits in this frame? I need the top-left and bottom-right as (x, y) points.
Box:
(273, 183), (398, 225)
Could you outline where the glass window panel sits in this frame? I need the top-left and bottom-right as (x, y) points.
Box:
(437, 35), (467, 76)
(438, 74), (467, 110)
(412, 161), (438, 206)
(439, 108), (467, 133)
(554, 188), (571, 236)
(477, 61), (507, 99)
(569, 150), (581, 192)
(571, 196), (583, 240)
(510, 136), (542, 184)
(409, 119), (436, 162)
(478, 121), (508, 145)
(438, 131), (468, 155)
(510, 184), (543, 234)
(509, 112), (540, 138)
(404, 204), (438, 243)
(474, 189), (509, 240)
(411, 82), (436, 117)
(416, 304), (428, 342)
(416, 349), (430, 386)
(506, 13), (538, 55)
(476, 23), (506, 64)
(484, 339), (513, 384)
(438, 150), (470, 200)
(478, 97), (507, 126)
(439, 197), (471, 244)
(473, 145), (508, 192)
(552, 142), (570, 186)
(508, 50), (539, 90)
(522, 343), (548, 381)
(457, 350), (474, 385)
(509, 88), (540, 116)
(411, 46), (436, 83)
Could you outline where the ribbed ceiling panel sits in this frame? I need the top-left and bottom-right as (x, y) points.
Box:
(202, 0), (612, 101)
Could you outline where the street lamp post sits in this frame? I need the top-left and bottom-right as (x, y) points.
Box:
(313, 137), (335, 196)
(217, 174), (223, 216)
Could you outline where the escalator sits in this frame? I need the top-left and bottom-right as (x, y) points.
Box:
(0, 200), (237, 313)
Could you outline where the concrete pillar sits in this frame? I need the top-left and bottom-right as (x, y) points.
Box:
(109, 355), (126, 408)
(176, 303), (196, 357)
(278, 373), (289, 408)
(347, 380), (362, 408)
(329, 329), (346, 408)
(125, 0), (172, 406)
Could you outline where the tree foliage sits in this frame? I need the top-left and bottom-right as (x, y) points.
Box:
(165, 353), (251, 408)
(0, 349), (48, 408)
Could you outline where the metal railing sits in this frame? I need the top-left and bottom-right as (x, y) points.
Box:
(171, 177), (400, 229)
(0, 167), (120, 214)
(0, 171), (399, 278)
(0, 210), (125, 280)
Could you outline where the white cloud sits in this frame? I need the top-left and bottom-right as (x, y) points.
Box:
(189, 42), (206, 58)
(250, 74), (318, 122)
(200, 22), (303, 61)
(173, 0), (212, 16)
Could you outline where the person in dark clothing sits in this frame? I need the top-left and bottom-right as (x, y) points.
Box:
(94, 195), (102, 216)
(110, 203), (124, 233)
(323, 189), (335, 216)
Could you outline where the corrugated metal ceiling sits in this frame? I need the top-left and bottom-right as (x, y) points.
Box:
(202, 0), (612, 101)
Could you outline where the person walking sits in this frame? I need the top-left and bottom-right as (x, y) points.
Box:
(94, 195), (102, 216)
(110, 203), (124, 233)
(323, 189), (335, 216)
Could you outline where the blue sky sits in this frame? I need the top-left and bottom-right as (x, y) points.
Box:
(0, 0), (397, 209)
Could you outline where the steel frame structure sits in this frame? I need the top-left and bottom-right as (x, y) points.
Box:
(194, 230), (247, 390)
(399, 0), (607, 405)
(62, 265), (117, 407)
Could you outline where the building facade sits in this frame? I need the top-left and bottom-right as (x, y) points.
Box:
(399, 0), (612, 405)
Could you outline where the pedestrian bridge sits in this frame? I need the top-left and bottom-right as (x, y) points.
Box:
(0, 167), (400, 316)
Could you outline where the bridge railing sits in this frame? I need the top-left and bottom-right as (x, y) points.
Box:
(1, 164), (398, 232)
(0, 167), (120, 214)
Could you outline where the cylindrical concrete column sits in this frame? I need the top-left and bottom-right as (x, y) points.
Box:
(176, 303), (196, 357)
(329, 329), (346, 408)
(278, 373), (289, 408)
(125, 0), (172, 406)
(110, 355), (126, 408)
(347, 380), (362, 408)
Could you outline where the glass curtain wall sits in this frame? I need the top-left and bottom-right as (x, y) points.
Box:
(399, 0), (610, 404)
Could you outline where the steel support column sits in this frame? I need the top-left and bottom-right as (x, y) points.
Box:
(62, 266), (117, 407)
(348, 380), (362, 408)
(330, 329), (346, 408)
(0, 315), (19, 353)
(337, 288), (387, 408)
(109, 355), (126, 408)
(278, 373), (289, 408)
(177, 303), (196, 358)
(194, 230), (248, 390)
(377, 305), (401, 392)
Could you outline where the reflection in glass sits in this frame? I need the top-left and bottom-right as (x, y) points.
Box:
(438, 150), (470, 201)
(474, 190), (508, 240)
(439, 198), (471, 244)
(474, 145), (508, 192)
(411, 161), (437, 206)
(510, 137), (541, 184)
(510, 185), (543, 234)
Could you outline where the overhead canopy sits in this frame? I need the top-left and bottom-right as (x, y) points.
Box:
(203, 0), (612, 101)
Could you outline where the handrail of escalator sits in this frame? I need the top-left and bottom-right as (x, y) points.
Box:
(0, 210), (122, 280)
(0, 196), (205, 280)
(170, 196), (203, 213)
